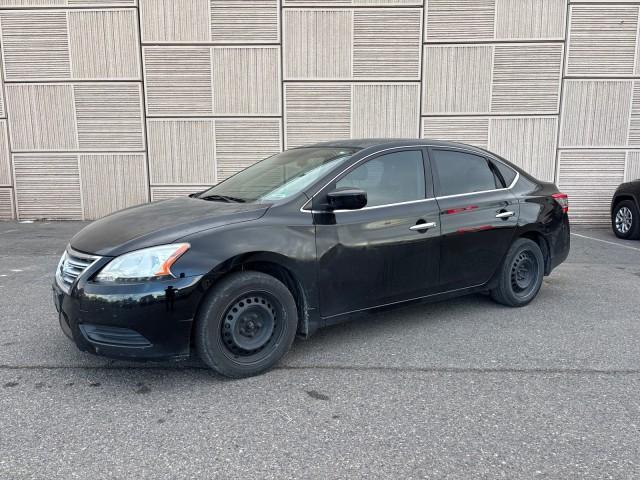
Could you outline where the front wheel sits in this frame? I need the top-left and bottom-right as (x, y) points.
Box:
(490, 238), (544, 307)
(612, 200), (640, 240)
(195, 271), (298, 378)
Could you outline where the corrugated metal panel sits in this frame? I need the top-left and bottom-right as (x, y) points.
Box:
(495, 0), (566, 40)
(79, 154), (148, 219)
(143, 47), (213, 116)
(215, 119), (281, 180)
(147, 119), (216, 185)
(423, 45), (492, 114)
(139, 0), (210, 43)
(627, 81), (640, 147)
(491, 44), (563, 114)
(151, 186), (209, 202)
(73, 83), (145, 151)
(489, 117), (558, 182)
(68, 9), (140, 80)
(422, 117), (489, 148)
(566, 5), (638, 76)
(558, 150), (625, 225)
(0, 2), (137, 8)
(625, 151), (640, 182)
(352, 83), (419, 138)
(5, 84), (78, 151)
(68, 0), (137, 5)
(13, 154), (83, 220)
(353, 9), (421, 80)
(0, 188), (14, 220)
(283, 1), (421, 5)
(0, 10), (71, 81)
(211, 47), (280, 115)
(284, 83), (351, 149)
(211, 0), (279, 43)
(425, 0), (495, 42)
(0, 121), (10, 186)
(283, 9), (352, 79)
(560, 80), (632, 148)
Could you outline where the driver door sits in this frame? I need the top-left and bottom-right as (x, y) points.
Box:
(313, 148), (441, 321)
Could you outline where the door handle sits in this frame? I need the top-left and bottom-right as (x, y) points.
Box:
(410, 221), (437, 231)
(495, 211), (515, 219)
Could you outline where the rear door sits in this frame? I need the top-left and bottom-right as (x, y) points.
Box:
(314, 148), (441, 319)
(429, 147), (519, 291)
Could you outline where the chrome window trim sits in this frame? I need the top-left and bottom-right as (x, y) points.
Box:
(300, 143), (520, 214)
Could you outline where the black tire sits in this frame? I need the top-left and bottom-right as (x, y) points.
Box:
(195, 271), (298, 378)
(612, 200), (640, 240)
(490, 238), (544, 307)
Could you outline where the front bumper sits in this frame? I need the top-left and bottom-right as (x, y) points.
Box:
(53, 273), (205, 361)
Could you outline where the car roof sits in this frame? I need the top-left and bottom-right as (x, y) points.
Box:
(302, 138), (486, 152)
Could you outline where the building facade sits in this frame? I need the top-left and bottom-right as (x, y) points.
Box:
(0, 0), (637, 224)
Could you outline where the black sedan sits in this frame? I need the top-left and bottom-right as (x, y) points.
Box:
(611, 180), (640, 239)
(53, 139), (570, 378)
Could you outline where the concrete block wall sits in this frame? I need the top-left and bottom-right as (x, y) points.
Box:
(0, 0), (636, 224)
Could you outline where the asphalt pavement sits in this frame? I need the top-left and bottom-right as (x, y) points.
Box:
(0, 221), (639, 479)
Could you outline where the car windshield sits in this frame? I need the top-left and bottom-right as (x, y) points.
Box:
(196, 147), (358, 203)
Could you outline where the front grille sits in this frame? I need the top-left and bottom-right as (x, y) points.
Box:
(56, 247), (101, 294)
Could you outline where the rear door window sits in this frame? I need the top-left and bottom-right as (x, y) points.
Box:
(431, 149), (501, 197)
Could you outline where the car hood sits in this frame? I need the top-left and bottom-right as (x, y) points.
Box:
(70, 197), (270, 256)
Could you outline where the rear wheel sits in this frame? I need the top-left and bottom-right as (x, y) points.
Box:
(195, 271), (298, 378)
(612, 200), (640, 240)
(490, 238), (544, 307)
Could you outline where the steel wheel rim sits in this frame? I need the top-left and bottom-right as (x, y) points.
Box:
(219, 292), (283, 362)
(510, 250), (538, 295)
(615, 207), (633, 234)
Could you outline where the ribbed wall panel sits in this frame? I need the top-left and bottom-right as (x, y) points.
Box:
(353, 9), (421, 80)
(423, 45), (492, 114)
(211, 47), (280, 115)
(558, 151), (625, 225)
(284, 83), (351, 148)
(283, 1), (421, 4)
(0, 188), (14, 220)
(626, 151), (640, 182)
(151, 186), (209, 201)
(352, 84), (419, 138)
(0, 11), (71, 81)
(491, 44), (563, 114)
(0, 121), (10, 186)
(560, 80), (632, 148)
(5, 84), (78, 151)
(488, 117), (557, 182)
(566, 5), (638, 76)
(79, 154), (148, 219)
(628, 82), (640, 147)
(495, 0), (566, 40)
(67, 0), (137, 5)
(147, 119), (216, 185)
(425, 0), (495, 42)
(422, 117), (489, 149)
(73, 83), (144, 151)
(13, 154), (82, 220)
(143, 47), (213, 116)
(68, 9), (140, 79)
(211, 0), (279, 43)
(215, 119), (281, 180)
(140, 0), (210, 42)
(283, 9), (352, 79)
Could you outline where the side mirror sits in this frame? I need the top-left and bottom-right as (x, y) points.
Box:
(326, 188), (367, 211)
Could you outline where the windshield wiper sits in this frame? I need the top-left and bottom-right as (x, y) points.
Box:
(199, 194), (246, 203)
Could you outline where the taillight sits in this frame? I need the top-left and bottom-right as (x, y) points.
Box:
(552, 192), (569, 213)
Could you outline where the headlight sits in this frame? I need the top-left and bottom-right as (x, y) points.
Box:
(95, 243), (190, 282)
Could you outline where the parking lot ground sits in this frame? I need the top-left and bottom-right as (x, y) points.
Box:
(1, 222), (639, 479)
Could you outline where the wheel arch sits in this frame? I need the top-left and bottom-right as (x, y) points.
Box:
(518, 230), (551, 276)
(612, 194), (639, 213)
(198, 251), (314, 338)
